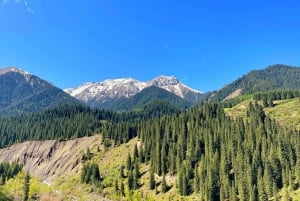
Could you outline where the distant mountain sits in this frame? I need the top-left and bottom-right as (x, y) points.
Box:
(65, 75), (204, 109)
(146, 75), (204, 103)
(65, 78), (145, 108)
(211, 64), (300, 101)
(114, 86), (192, 110)
(0, 67), (79, 115)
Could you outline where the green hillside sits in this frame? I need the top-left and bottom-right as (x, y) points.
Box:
(265, 98), (300, 130)
(114, 86), (192, 110)
(1, 86), (300, 200)
(0, 69), (79, 116)
(225, 96), (300, 130)
(1, 100), (300, 200)
(211, 64), (300, 101)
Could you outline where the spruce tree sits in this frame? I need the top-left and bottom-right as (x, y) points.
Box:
(120, 165), (125, 178)
(128, 169), (133, 190)
(161, 174), (167, 193)
(133, 144), (139, 160)
(23, 171), (30, 201)
(133, 161), (139, 189)
(149, 168), (155, 190)
(126, 153), (132, 171)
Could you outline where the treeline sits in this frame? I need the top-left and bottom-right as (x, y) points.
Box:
(0, 104), (101, 148)
(109, 102), (300, 200)
(0, 102), (180, 149)
(253, 90), (300, 108)
(0, 162), (22, 185)
(254, 90), (300, 101)
(220, 90), (300, 109)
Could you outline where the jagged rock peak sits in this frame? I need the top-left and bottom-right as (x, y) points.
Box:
(148, 75), (180, 87)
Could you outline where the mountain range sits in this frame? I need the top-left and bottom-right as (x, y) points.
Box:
(0, 67), (205, 114)
(65, 75), (204, 109)
(1, 64), (300, 200)
(1, 64), (300, 115)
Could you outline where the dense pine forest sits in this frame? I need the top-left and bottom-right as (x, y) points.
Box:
(0, 101), (180, 148)
(138, 103), (300, 200)
(1, 89), (300, 200)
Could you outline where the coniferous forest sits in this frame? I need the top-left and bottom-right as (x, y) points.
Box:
(0, 93), (300, 200)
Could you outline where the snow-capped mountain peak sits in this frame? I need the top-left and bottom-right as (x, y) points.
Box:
(65, 75), (203, 107)
(146, 75), (201, 98)
(65, 77), (146, 103)
(0, 67), (33, 83)
(0, 67), (30, 76)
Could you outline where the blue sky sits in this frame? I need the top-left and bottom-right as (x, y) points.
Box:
(0, 0), (300, 92)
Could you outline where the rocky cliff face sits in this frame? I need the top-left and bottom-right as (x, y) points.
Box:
(0, 135), (101, 183)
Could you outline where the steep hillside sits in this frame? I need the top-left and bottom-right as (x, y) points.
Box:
(114, 86), (192, 110)
(1, 99), (300, 200)
(0, 67), (79, 115)
(0, 135), (101, 183)
(211, 64), (300, 101)
(0, 135), (114, 201)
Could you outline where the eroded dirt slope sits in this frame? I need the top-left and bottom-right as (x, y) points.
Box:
(0, 135), (101, 183)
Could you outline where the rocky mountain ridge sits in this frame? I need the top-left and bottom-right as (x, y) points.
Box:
(65, 75), (203, 107)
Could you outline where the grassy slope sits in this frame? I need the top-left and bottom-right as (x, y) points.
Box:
(224, 99), (252, 119)
(225, 97), (300, 130)
(265, 98), (300, 130)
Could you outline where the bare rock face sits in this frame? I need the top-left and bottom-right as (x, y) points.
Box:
(0, 135), (101, 183)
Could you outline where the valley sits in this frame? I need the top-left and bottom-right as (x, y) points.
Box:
(0, 65), (300, 201)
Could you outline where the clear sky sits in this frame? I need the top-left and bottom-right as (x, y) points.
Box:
(1, 0), (300, 92)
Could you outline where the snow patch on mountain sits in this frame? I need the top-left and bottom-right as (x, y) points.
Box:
(0, 67), (30, 76)
(65, 75), (203, 105)
(0, 67), (33, 82)
(147, 75), (201, 98)
(66, 78), (146, 103)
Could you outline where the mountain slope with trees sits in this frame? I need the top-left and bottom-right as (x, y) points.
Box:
(1, 65), (300, 200)
(113, 86), (192, 110)
(211, 64), (300, 101)
(0, 67), (79, 116)
(1, 95), (300, 200)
